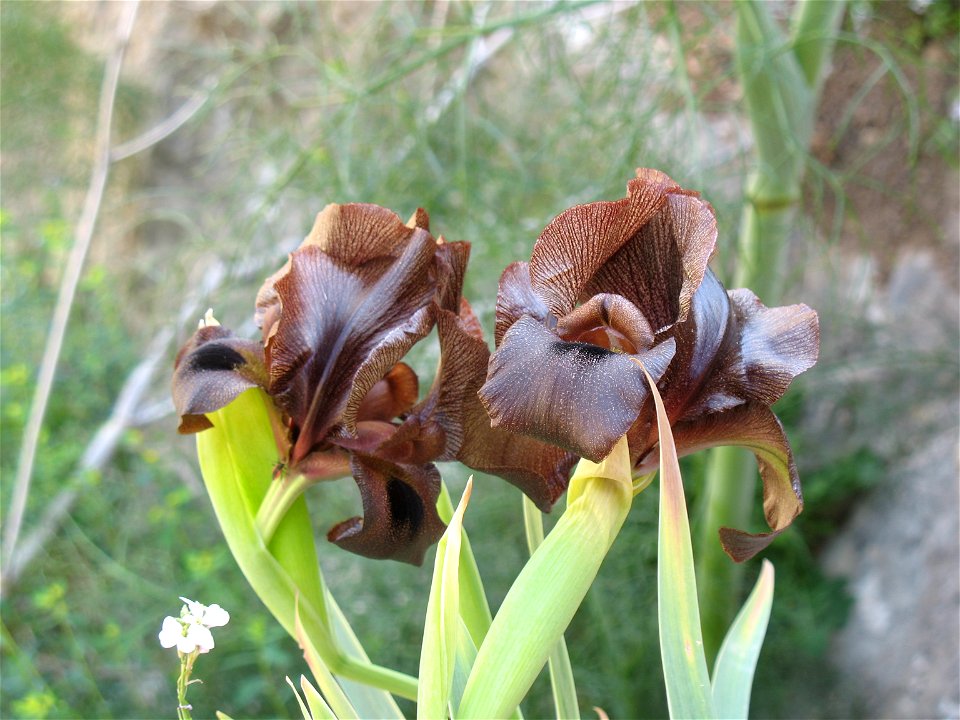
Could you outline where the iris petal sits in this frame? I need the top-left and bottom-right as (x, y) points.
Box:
(265, 229), (437, 461)
(172, 325), (267, 433)
(529, 169), (681, 317)
(494, 262), (550, 345)
(326, 453), (445, 565)
(480, 316), (676, 463)
(670, 403), (803, 562)
(585, 190), (717, 333)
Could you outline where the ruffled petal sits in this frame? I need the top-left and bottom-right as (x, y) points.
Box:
(326, 453), (445, 565)
(435, 240), (471, 315)
(265, 230), (437, 462)
(172, 325), (267, 433)
(529, 169), (680, 317)
(669, 403), (803, 562)
(304, 203), (422, 263)
(585, 189), (717, 333)
(700, 289), (819, 412)
(656, 269), (733, 420)
(480, 315), (676, 463)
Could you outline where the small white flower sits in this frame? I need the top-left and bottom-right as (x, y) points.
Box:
(179, 596), (230, 628)
(160, 598), (229, 654)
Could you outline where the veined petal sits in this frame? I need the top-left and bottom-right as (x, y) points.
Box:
(304, 202), (422, 263)
(670, 403), (803, 562)
(657, 269), (732, 420)
(711, 289), (819, 408)
(266, 230), (437, 461)
(435, 240), (472, 315)
(480, 315), (676, 463)
(172, 325), (267, 433)
(529, 169), (680, 317)
(355, 362), (420, 423)
(327, 454), (446, 565)
(340, 305), (434, 432)
(585, 189), (717, 333)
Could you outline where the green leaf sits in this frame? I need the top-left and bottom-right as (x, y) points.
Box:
(449, 617), (478, 716)
(326, 591), (405, 719)
(639, 364), (715, 720)
(522, 496), (579, 720)
(295, 598), (360, 720)
(287, 676), (322, 720)
(302, 675), (340, 720)
(418, 477), (473, 719)
(196, 389), (417, 702)
(711, 560), (775, 719)
(458, 437), (633, 719)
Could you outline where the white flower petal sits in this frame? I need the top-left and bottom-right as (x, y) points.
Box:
(187, 623), (215, 653)
(176, 633), (199, 654)
(202, 604), (230, 628)
(158, 616), (183, 649)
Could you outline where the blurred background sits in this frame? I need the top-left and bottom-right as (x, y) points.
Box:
(1, 1), (957, 717)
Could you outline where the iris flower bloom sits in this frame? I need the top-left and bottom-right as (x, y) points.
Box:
(479, 169), (819, 561)
(173, 204), (571, 564)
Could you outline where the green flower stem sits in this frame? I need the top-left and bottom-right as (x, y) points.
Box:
(698, 0), (843, 667)
(437, 482), (493, 648)
(176, 651), (197, 720)
(255, 472), (314, 545)
(696, 446), (756, 664)
(523, 496), (580, 720)
(458, 438), (633, 719)
(198, 390), (418, 702)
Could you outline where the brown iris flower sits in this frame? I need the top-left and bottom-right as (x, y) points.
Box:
(173, 203), (571, 564)
(478, 169), (819, 561)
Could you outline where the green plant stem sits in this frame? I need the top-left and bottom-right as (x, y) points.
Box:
(437, 482), (493, 648)
(696, 447), (755, 664)
(177, 652), (196, 720)
(458, 438), (632, 719)
(255, 472), (314, 544)
(523, 496), (580, 720)
(697, 0), (844, 668)
(790, 0), (847, 89)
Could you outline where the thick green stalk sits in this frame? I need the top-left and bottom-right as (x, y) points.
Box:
(458, 438), (633, 719)
(523, 496), (580, 720)
(697, 0), (844, 667)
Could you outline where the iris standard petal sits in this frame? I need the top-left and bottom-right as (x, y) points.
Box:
(529, 169), (680, 317)
(480, 315), (676, 463)
(326, 453), (445, 565)
(265, 230), (437, 461)
(304, 202), (424, 263)
(585, 190), (717, 334)
(669, 403), (803, 562)
(172, 325), (268, 433)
